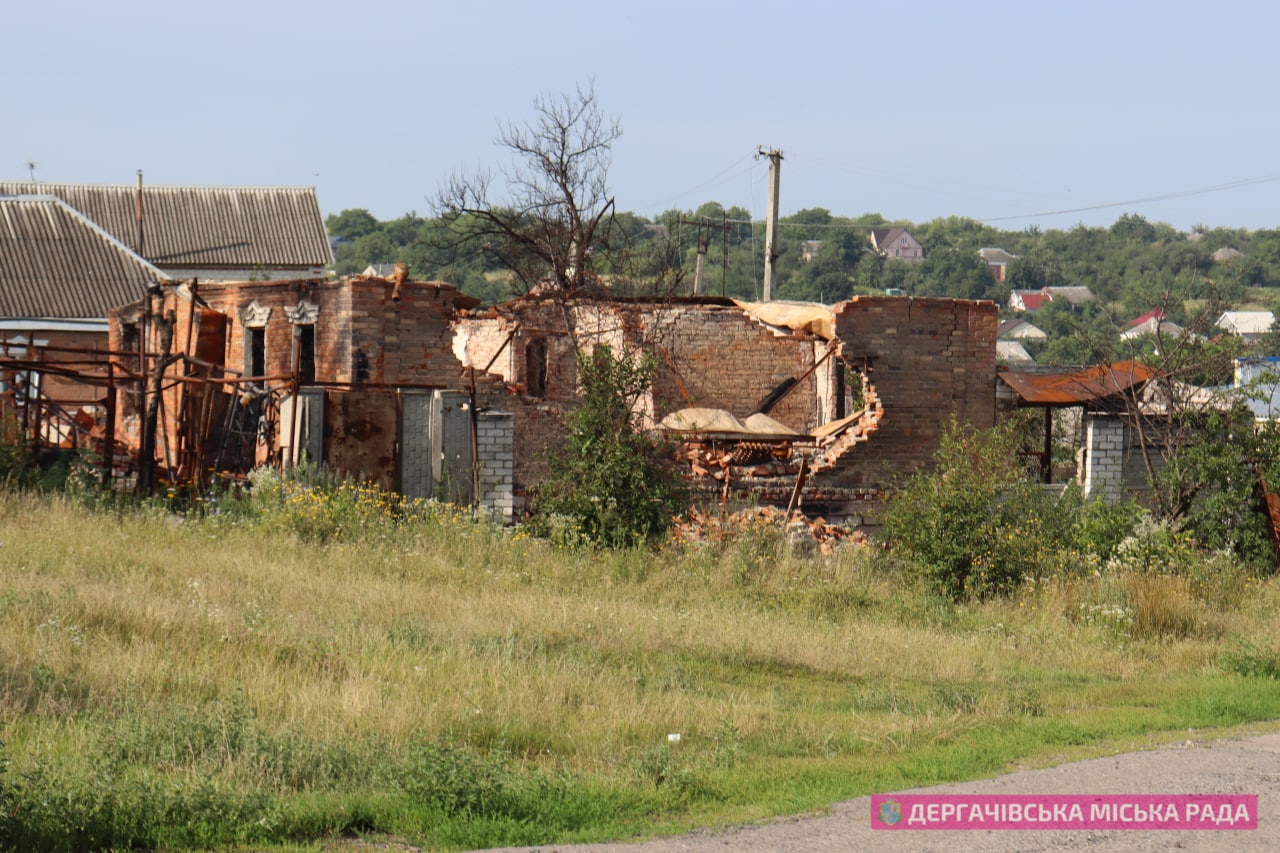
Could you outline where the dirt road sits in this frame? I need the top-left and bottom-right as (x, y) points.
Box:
(475, 729), (1280, 853)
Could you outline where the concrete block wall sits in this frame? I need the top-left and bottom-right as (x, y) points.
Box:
(476, 410), (514, 524)
(1083, 414), (1125, 501)
(400, 390), (434, 500)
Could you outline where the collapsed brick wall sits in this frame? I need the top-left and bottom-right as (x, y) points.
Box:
(617, 303), (821, 432)
(108, 277), (482, 487)
(456, 297), (831, 513)
(347, 280), (470, 386)
(821, 296), (997, 488)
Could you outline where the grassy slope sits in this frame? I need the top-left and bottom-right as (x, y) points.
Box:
(0, 492), (1278, 850)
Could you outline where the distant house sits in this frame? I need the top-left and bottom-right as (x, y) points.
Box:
(996, 340), (1034, 363)
(0, 182), (332, 281)
(1212, 247), (1243, 263)
(869, 228), (923, 261)
(1218, 310), (1275, 344)
(1009, 286), (1094, 313)
(362, 263), (400, 277)
(1008, 290), (1051, 312)
(979, 248), (1018, 281)
(799, 241), (823, 263)
(1042, 286), (1095, 309)
(997, 318), (1047, 341)
(1236, 357), (1280, 421)
(1120, 309), (1185, 342)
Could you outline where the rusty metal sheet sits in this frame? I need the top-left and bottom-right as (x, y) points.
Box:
(997, 360), (1158, 406)
(323, 390), (397, 491)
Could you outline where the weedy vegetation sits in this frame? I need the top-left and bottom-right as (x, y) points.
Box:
(0, 418), (1278, 850)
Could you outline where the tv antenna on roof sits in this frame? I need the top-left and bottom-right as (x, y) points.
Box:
(25, 160), (37, 182)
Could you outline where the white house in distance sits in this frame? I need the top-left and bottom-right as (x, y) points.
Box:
(1120, 309), (1186, 342)
(1218, 311), (1275, 344)
(997, 318), (1047, 342)
(1008, 286), (1094, 313)
(869, 228), (923, 261)
(996, 340), (1034, 363)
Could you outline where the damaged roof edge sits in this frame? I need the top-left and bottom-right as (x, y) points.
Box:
(997, 360), (1159, 405)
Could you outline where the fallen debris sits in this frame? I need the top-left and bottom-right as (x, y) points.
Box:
(672, 505), (867, 555)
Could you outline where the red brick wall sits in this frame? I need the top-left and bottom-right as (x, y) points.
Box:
(823, 296), (997, 486)
(1, 329), (111, 408)
(458, 298), (829, 508)
(624, 303), (820, 431)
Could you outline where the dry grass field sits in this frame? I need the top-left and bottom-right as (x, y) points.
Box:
(1, 484), (1278, 850)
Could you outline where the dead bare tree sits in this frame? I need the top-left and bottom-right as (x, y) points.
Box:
(432, 82), (625, 296)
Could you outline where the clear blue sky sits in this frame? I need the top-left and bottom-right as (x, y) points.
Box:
(6, 0), (1277, 233)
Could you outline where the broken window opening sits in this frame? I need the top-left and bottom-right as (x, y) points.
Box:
(247, 327), (266, 379)
(120, 321), (140, 416)
(526, 337), (548, 397)
(295, 324), (316, 385)
(838, 361), (864, 418)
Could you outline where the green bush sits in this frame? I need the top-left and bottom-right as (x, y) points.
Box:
(880, 418), (1141, 600)
(1221, 637), (1280, 679)
(531, 345), (687, 548)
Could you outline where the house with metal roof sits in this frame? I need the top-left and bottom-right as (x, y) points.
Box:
(1218, 310), (1275, 344)
(979, 247), (1018, 281)
(997, 318), (1047, 341)
(0, 194), (168, 422)
(0, 182), (331, 281)
(1008, 289), (1051, 312)
(869, 228), (923, 261)
(1119, 309), (1188, 342)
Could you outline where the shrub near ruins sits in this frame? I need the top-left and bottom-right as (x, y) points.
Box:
(881, 418), (1140, 600)
(531, 344), (687, 548)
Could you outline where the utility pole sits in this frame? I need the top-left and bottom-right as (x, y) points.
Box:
(677, 214), (734, 297)
(692, 231), (707, 295)
(759, 147), (783, 301)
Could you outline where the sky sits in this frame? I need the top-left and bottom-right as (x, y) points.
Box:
(5, 0), (1279, 234)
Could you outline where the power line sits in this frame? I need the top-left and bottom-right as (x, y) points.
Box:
(979, 172), (1280, 223)
(634, 150), (759, 212)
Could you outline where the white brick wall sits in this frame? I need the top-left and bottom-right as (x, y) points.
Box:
(1083, 414), (1124, 502)
(400, 391), (433, 500)
(476, 410), (514, 524)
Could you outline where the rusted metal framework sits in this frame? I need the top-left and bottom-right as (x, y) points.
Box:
(0, 340), (286, 492)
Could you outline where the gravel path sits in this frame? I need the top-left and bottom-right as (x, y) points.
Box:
(473, 729), (1280, 853)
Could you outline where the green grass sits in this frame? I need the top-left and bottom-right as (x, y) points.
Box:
(0, 489), (1278, 850)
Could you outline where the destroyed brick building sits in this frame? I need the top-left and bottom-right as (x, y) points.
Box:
(456, 294), (998, 518)
(106, 268), (516, 520)
(0, 251), (1000, 525)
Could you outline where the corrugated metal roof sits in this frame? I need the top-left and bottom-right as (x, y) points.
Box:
(0, 182), (332, 269)
(997, 360), (1158, 405)
(1219, 310), (1275, 336)
(1043, 286), (1095, 306)
(0, 196), (163, 319)
(1011, 290), (1050, 311)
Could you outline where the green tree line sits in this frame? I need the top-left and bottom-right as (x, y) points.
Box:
(328, 206), (1280, 358)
